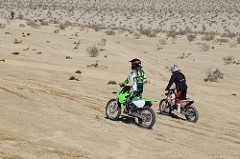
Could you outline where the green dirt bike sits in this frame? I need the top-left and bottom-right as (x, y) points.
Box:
(106, 86), (156, 129)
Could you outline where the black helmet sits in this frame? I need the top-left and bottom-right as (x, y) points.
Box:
(130, 58), (141, 70)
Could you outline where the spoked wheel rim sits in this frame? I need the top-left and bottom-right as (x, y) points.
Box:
(185, 107), (196, 122)
(106, 100), (119, 119)
(159, 100), (170, 115)
(139, 109), (153, 128)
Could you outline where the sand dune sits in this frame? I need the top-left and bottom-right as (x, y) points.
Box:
(0, 6), (240, 159)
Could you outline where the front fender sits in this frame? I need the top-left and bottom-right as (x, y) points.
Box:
(112, 91), (120, 94)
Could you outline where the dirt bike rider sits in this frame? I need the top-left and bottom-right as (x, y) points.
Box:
(165, 65), (188, 113)
(120, 58), (146, 114)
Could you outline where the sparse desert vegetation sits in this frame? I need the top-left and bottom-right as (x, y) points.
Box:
(0, 1), (240, 159)
(204, 68), (224, 82)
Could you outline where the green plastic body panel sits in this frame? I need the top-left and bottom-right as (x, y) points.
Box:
(118, 92), (129, 103)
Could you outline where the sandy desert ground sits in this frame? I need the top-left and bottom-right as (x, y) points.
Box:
(0, 1), (240, 159)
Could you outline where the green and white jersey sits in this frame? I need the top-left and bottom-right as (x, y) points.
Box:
(123, 69), (146, 93)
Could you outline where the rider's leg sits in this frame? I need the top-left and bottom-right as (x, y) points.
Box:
(176, 91), (182, 113)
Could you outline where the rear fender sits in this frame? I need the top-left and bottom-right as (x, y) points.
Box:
(142, 98), (156, 102)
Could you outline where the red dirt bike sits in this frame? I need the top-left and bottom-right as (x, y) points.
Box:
(159, 89), (199, 123)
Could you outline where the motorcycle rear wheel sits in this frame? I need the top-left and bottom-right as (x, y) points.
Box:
(138, 107), (156, 129)
(185, 105), (199, 123)
(106, 99), (121, 121)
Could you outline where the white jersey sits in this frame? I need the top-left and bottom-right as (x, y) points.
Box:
(123, 69), (146, 93)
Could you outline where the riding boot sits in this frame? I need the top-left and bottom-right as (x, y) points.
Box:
(176, 103), (181, 113)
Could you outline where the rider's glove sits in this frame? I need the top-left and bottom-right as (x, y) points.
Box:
(120, 83), (125, 87)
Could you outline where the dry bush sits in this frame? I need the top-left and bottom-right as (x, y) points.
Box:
(12, 52), (20, 55)
(204, 68), (224, 82)
(87, 61), (98, 67)
(17, 14), (24, 20)
(74, 41), (80, 49)
(40, 20), (49, 26)
(59, 24), (66, 30)
(134, 33), (141, 39)
(26, 21), (40, 29)
(65, 56), (72, 59)
(87, 46), (99, 57)
(237, 37), (240, 44)
(159, 39), (167, 45)
(54, 29), (60, 33)
(139, 27), (156, 37)
(187, 34), (196, 42)
(105, 30), (116, 35)
(201, 43), (210, 51)
(167, 31), (177, 38)
(107, 80), (117, 85)
(202, 33), (215, 41)
(0, 59), (5, 62)
(14, 38), (22, 44)
(69, 76), (79, 81)
(36, 52), (42, 54)
(5, 32), (11, 34)
(0, 23), (6, 29)
(215, 38), (228, 44)
(223, 56), (235, 65)
(221, 32), (236, 38)
(19, 24), (25, 28)
(75, 70), (82, 74)
(178, 53), (192, 59)
(156, 44), (163, 50)
(97, 38), (107, 46)
(230, 41), (237, 48)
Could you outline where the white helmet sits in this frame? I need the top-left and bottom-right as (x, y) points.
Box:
(171, 65), (179, 72)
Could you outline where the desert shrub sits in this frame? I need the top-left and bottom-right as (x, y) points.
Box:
(75, 70), (82, 74)
(105, 30), (116, 35)
(178, 53), (191, 59)
(201, 43), (210, 51)
(17, 14), (24, 20)
(107, 80), (117, 85)
(74, 41), (80, 49)
(0, 23), (6, 29)
(87, 61), (98, 67)
(54, 29), (60, 33)
(0, 59), (5, 62)
(65, 56), (72, 59)
(204, 68), (224, 82)
(159, 39), (167, 45)
(69, 76), (79, 81)
(156, 44), (163, 50)
(223, 56), (235, 65)
(215, 38), (228, 44)
(139, 28), (156, 37)
(187, 34), (196, 42)
(134, 33), (141, 39)
(36, 52), (42, 54)
(26, 21), (40, 29)
(221, 32), (236, 38)
(167, 31), (177, 38)
(237, 37), (240, 44)
(59, 24), (66, 30)
(87, 46), (99, 57)
(98, 38), (106, 46)
(202, 33), (215, 41)
(40, 20), (49, 26)
(230, 41), (237, 48)
(12, 52), (20, 55)
(14, 38), (22, 44)
(5, 32), (11, 34)
(19, 24), (25, 27)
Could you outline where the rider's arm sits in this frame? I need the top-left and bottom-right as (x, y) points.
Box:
(143, 73), (147, 84)
(165, 73), (176, 90)
(123, 71), (135, 86)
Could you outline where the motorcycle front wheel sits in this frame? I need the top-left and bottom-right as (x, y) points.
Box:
(106, 99), (121, 121)
(138, 107), (156, 129)
(159, 99), (171, 115)
(184, 105), (199, 123)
